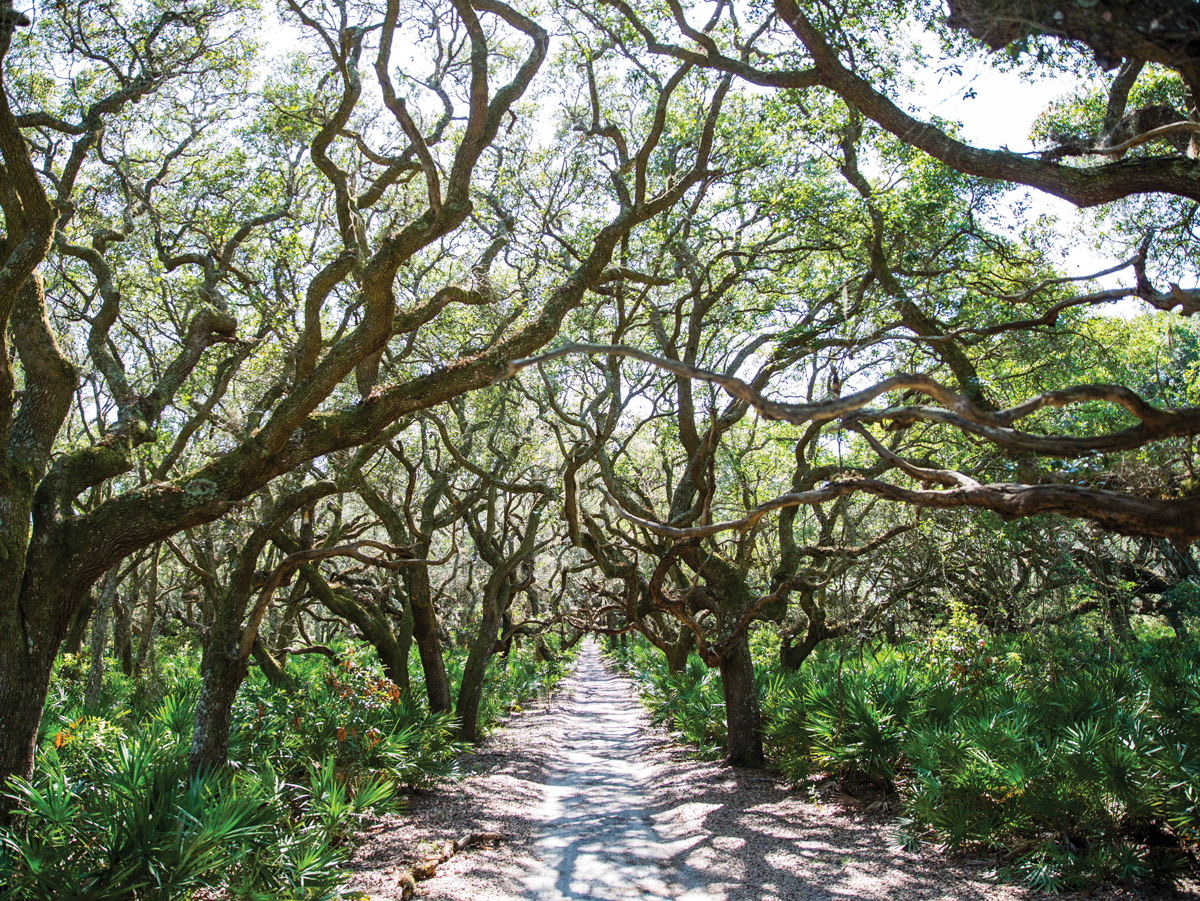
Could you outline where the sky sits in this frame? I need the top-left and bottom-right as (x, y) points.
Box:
(923, 53), (1117, 265)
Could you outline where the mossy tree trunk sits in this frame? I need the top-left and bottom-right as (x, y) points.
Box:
(356, 469), (470, 714)
(718, 630), (764, 768)
(456, 492), (546, 743)
(190, 617), (250, 776)
(188, 482), (337, 777)
(61, 593), (95, 658)
(664, 627), (694, 674)
(298, 559), (413, 692)
(455, 582), (508, 744)
(134, 544), (161, 677)
(407, 557), (453, 712)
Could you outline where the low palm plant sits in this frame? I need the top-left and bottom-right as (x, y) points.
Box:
(0, 725), (270, 901)
(613, 619), (1200, 891)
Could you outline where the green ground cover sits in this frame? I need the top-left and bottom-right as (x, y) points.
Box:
(0, 639), (572, 900)
(608, 615), (1200, 892)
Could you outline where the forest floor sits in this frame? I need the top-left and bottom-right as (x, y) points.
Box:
(348, 642), (1193, 900)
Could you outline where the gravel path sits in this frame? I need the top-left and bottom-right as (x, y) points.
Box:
(349, 641), (1192, 900)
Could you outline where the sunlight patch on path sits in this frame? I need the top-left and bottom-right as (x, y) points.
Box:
(521, 640), (712, 900)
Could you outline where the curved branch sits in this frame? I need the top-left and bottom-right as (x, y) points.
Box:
(607, 476), (1200, 547)
(503, 343), (1200, 457)
(599, 0), (821, 90)
(774, 0), (1200, 206)
(1094, 120), (1200, 157)
(237, 537), (455, 661)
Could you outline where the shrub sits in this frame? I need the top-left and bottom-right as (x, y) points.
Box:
(0, 726), (270, 901)
(8, 634), (574, 900)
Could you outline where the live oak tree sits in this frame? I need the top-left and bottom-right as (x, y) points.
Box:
(492, 0), (1200, 764)
(576, 0), (1200, 546)
(0, 0), (729, 796)
(7, 0), (1200, 795)
(515, 72), (1056, 763)
(348, 394), (561, 740)
(347, 417), (482, 714)
(184, 477), (337, 774)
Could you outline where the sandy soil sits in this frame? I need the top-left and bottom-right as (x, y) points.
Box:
(348, 641), (1197, 900)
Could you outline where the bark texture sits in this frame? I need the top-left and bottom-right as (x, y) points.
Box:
(718, 631), (764, 768)
(946, 0), (1200, 70)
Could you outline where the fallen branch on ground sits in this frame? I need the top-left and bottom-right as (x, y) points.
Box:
(385, 832), (508, 898)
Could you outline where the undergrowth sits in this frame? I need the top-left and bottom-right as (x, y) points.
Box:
(0, 635), (572, 900)
(608, 614), (1200, 893)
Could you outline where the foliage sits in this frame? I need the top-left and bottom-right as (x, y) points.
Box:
(4, 0), (1200, 896)
(612, 623), (1200, 891)
(232, 646), (464, 789)
(3, 636), (571, 899)
(0, 717), (314, 901)
(470, 643), (574, 734)
(619, 647), (728, 757)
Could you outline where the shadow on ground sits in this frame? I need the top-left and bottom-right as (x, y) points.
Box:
(351, 643), (1198, 901)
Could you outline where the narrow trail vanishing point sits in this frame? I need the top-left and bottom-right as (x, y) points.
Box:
(350, 641), (1152, 900)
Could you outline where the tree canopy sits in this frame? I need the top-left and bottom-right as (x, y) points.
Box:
(3, 0), (1200, 789)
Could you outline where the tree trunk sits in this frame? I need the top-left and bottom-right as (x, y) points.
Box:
(186, 483), (337, 777)
(1162, 541), (1197, 640)
(407, 562), (452, 713)
(0, 553), (80, 818)
(781, 627), (824, 671)
(61, 592), (95, 657)
(0, 628), (54, 817)
(85, 569), (122, 708)
(251, 638), (294, 689)
(373, 626), (410, 692)
(134, 545), (160, 677)
(497, 609), (515, 658)
(298, 564), (413, 695)
(455, 588), (505, 743)
(719, 631), (764, 768)
(1107, 591), (1133, 641)
(666, 629), (693, 674)
(113, 593), (134, 677)
(85, 603), (109, 707)
(780, 590), (829, 671)
(1163, 606), (1191, 641)
(271, 591), (300, 652)
(946, 0), (1200, 72)
(394, 592), (415, 695)
(189, 629), (250, 777)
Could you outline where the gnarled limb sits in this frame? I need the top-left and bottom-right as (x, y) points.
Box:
(505, 343), (1200, 456)
(945, 0), (1200, 74)
(775, 0), (1200, 206)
